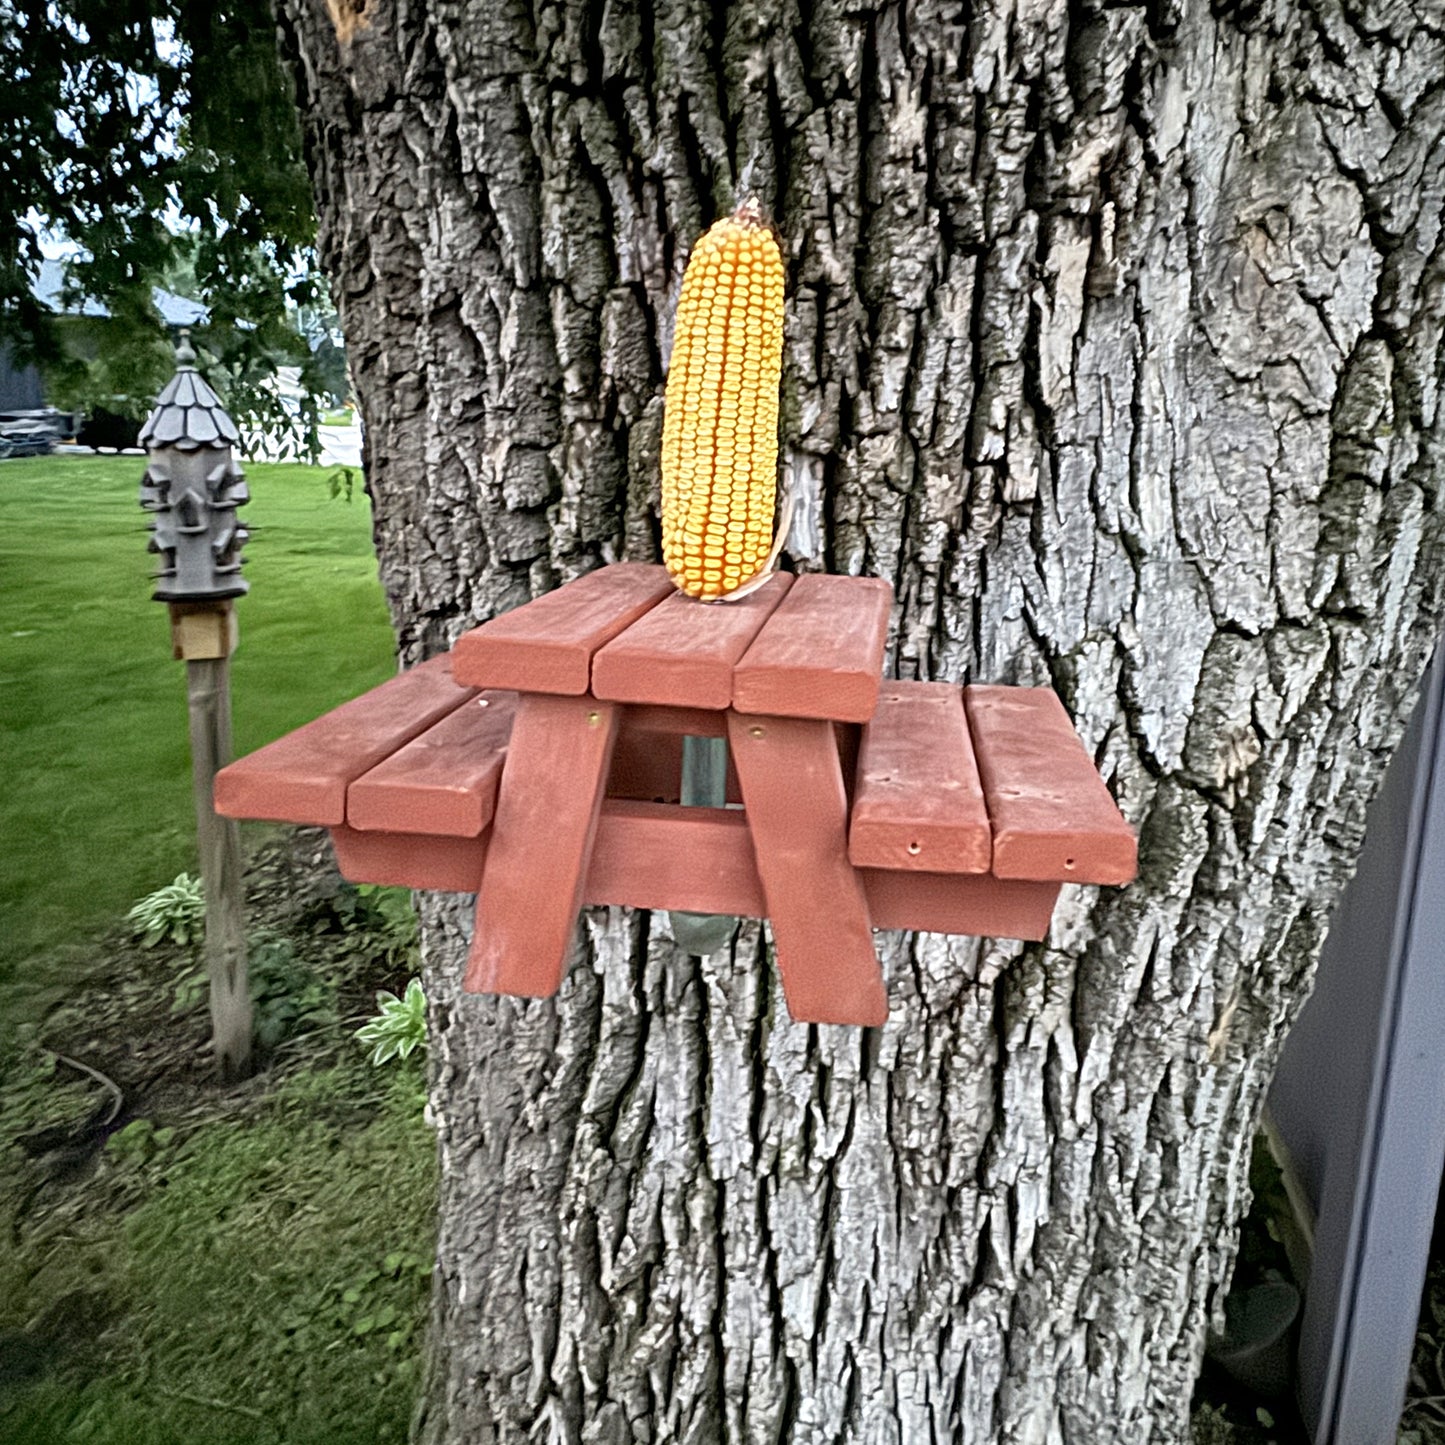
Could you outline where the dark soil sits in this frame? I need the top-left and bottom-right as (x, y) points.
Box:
(7, 826), (413, 1142)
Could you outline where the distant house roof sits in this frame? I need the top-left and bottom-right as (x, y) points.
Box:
(34, 258), (208, 326)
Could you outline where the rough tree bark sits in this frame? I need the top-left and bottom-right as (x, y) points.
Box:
(277, 0), (1445, 1439)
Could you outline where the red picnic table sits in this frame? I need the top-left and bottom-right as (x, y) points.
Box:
(214, 564), (1136, 1026)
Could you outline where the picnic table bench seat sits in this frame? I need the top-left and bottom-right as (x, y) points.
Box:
(215, 564), (1135, 1026)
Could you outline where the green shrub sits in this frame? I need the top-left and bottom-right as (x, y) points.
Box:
(330, 883), (419, 967)
(249, 936), (336, 1048)
(171, 933), (336, 1050)
(105, 1118), (178, 1167)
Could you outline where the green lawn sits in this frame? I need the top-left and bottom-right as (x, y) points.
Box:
(2, 1055), (436, 1445)
(0, 455), (396, 995)
(0, 454), (432, 1444)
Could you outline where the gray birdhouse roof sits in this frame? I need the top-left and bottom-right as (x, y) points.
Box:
(138, 332), (240, 451)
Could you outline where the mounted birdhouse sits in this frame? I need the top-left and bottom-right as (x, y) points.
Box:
(139, 331), (249, 618)
(139, 329), (253, 1078)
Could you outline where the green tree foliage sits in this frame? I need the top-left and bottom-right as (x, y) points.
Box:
(0, 1), (330, 447)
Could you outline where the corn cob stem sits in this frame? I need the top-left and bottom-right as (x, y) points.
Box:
(705, 487), (794, 604)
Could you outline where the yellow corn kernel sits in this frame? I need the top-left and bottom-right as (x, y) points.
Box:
(660, 198), (784, 601)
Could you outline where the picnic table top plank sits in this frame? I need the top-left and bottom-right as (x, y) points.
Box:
(731, 574), (892, 722)
(964, 685), (1137, 884)
(450, 563), (675, 694)
(849, 681), (993, 874)
(591, 572), (794, 709)
(346, 690), (518, 837)
(213, 656), (474, 827)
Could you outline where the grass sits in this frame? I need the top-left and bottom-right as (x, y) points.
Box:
(0, 454), (429, 1443)
(0, 862), (436, 1445)
(0, 456), (396, 1013)
(2, 1069), (434, 1445)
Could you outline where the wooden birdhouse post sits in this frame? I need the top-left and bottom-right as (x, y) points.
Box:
(139, 330), (253, 1081)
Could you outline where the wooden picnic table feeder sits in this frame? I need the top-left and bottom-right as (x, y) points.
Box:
(214, 564), (1136, 1027)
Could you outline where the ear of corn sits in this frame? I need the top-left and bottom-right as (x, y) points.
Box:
(660, 199), (785, 601)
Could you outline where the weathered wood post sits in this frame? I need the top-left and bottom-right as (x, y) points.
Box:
(139, 331), (253, 1081)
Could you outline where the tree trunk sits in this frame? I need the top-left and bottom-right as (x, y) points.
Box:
(276, 0), (1445, 1438)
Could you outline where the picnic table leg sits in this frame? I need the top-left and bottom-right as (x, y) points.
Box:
(726, 712), (888, 1026)
(464, 694), (620, 997)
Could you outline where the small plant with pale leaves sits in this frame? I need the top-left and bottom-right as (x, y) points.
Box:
(356, 978), (427, 1066)
(127, 873), (205, 948)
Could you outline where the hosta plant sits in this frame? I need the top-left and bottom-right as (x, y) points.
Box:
(127, 873), (205, 948)
(356, 978), (427, 1066)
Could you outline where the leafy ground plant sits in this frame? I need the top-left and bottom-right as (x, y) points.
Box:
(126, 874), (204, 949)
(357, 978), (427, 1066)
(171, 932), (338, 1049)
(327, 883), (419, 969)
